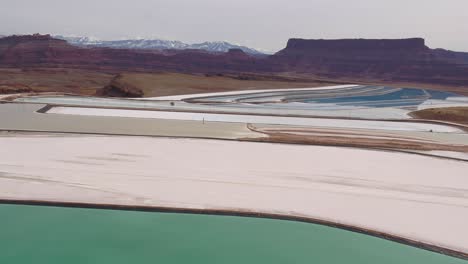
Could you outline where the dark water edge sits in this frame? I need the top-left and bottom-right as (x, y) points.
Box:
(0, 204), (466, 264)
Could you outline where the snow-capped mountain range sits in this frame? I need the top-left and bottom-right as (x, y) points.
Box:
(54, 36), (265, 55)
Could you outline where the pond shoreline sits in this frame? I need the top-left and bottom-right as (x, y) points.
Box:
(1, 199), (466, 260)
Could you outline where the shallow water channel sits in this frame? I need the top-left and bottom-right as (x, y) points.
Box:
(0, 204), (465, 263)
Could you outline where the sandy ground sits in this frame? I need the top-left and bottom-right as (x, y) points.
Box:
(249, 125), (468, 153)
(411, 107), (468, 125)
(0, 70), (338, 98)
(0, 94), (18, 100)
(0, 135), (467, 254)
(111, 72), (341, 98)
(0, 68), (112, 95)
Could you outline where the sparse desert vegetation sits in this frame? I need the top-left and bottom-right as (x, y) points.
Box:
(97, 72), (337, 97)
(410, 107), (468, 125)
(0, 68), (339, 97)
(0, 68), (112, 95)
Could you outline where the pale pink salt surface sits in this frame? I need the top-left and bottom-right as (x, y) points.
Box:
(0, 135), (467, 253)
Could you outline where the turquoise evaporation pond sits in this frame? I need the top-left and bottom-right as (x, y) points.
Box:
(304, 88), (462, 108)
(0, 204), (466, 264)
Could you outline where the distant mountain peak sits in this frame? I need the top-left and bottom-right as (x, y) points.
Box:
(54, 35), (264, 55)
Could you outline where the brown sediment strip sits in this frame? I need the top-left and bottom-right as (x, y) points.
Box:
(409, 107), (468, 127)
(247, 124), (468, 153)
(252, 132), (468, 152)
(0, 199), (466, 260)
(244, 137), (468, 162)
(256, 128), (438, 142)
(0, 92), (79, 102)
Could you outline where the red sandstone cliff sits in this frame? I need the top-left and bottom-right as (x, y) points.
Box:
(0, 34), (265, 72)
(270, 38), (468, 85)
(0, 34), (467, 87)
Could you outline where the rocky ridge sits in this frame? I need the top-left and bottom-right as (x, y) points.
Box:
(1, 34), (467, 88)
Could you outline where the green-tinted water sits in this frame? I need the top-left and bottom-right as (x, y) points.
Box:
(0, 204), (465, 264)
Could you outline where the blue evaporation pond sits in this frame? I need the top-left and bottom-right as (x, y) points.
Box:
(426, 89), (460, 99)
(303, 88), (459, 108)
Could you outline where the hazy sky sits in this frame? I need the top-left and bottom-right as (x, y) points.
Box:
(1, 0), (467, 52)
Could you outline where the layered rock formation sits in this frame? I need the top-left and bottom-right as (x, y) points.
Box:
(96, 74), (144, 97)
(271, 38), (468, 85)
(0, 83), (34, 94)
(0, 34), (75, 65)
(0, 34), (265, 73)
(279, 38), (428, 53)
(0, 34), (467, 88)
